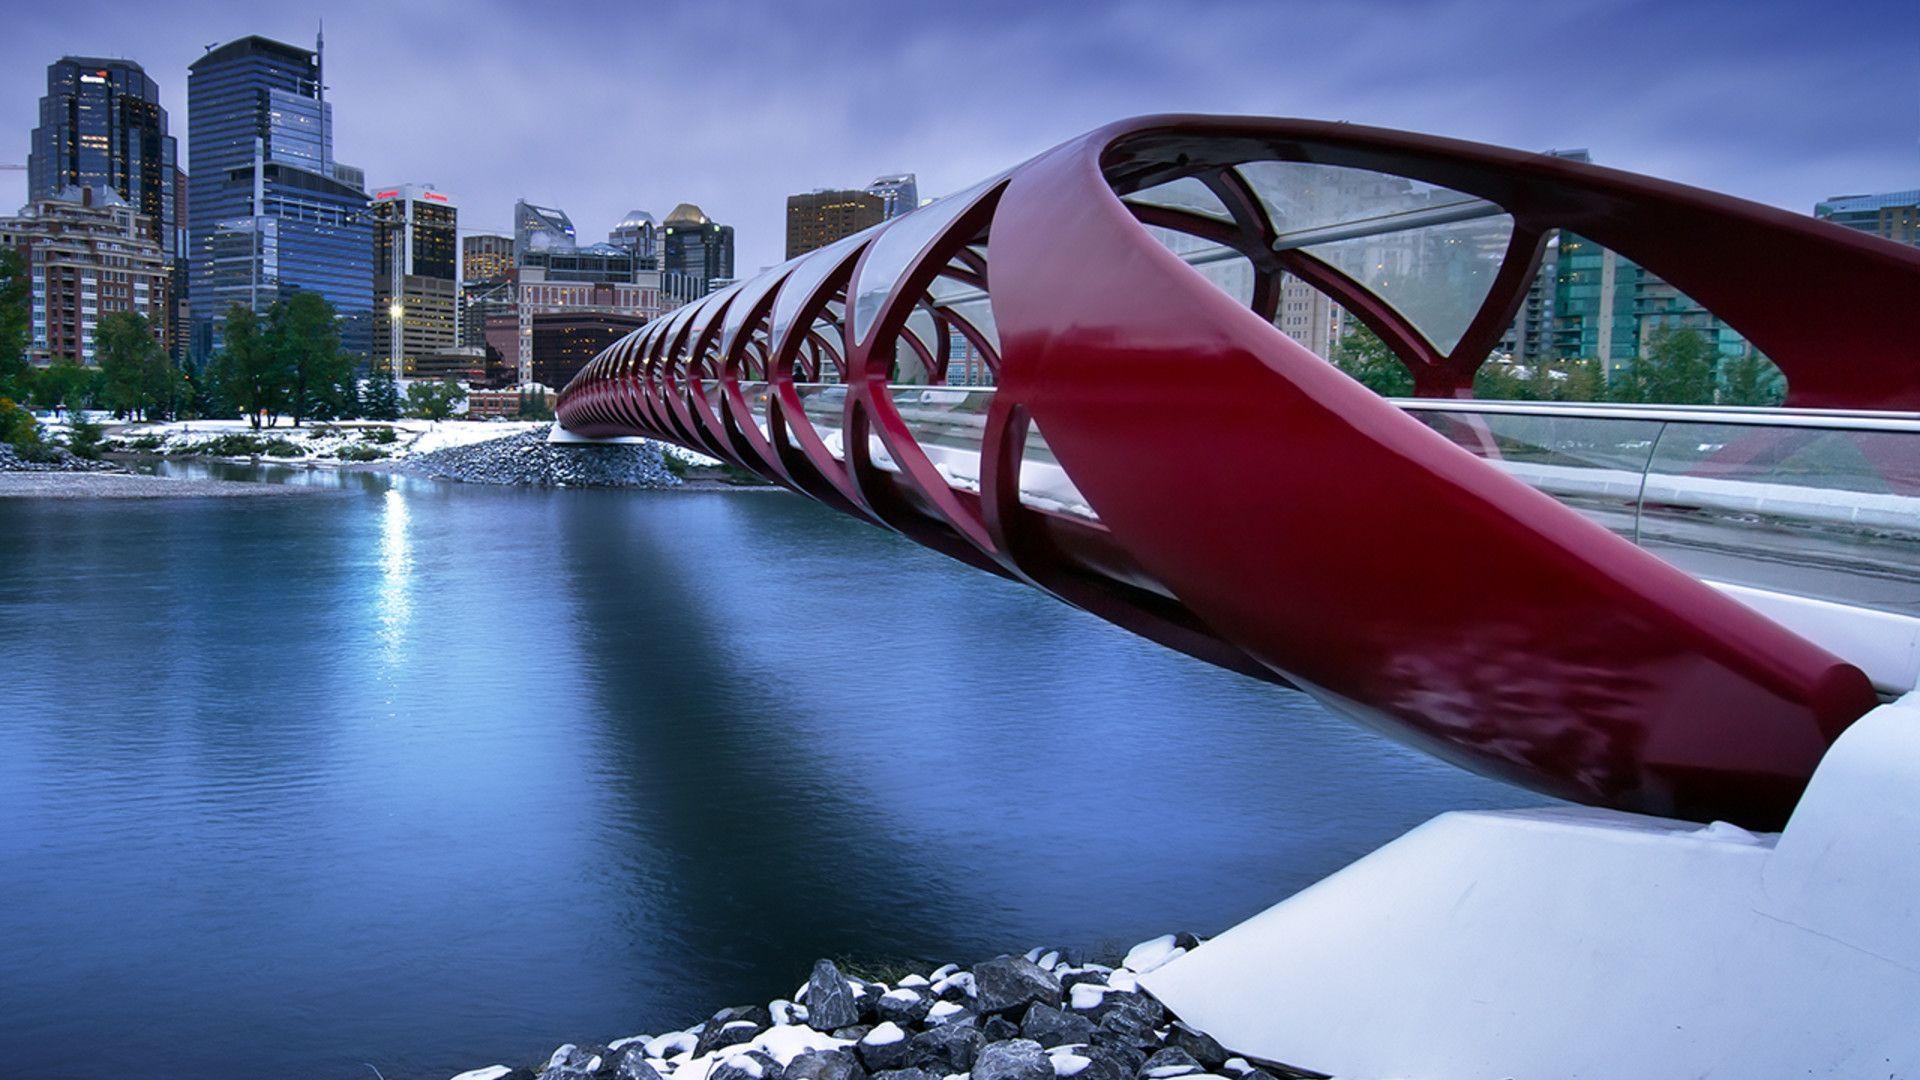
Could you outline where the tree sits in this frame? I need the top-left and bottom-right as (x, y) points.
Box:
(31, 361), (93, 415)
(406, 378), (467, 421)
(1611, 326), (1716, 405)
(1475, 356), (1603, 402)
(518, 387), (554, 420)
(1330, 327), (1414, 396)
(1720, 348), (1786, 407)
(268, 291), (354, 425)
(0, 249), (30, 402)
(210, 304), (292, 429)
(361, 363), (403, 420)
(95, 312), (172, 420)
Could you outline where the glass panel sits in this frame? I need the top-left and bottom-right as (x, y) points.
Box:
(736, 380), (773, 439)
(769, 230), (871, 361)
(1639, 424), (1920, 614)
(1235, 161), (1511, 354)
(795, 383), (849, 459)
(721, 259), (794, 357)
(850, 172), (1005, 346)
(1406, 408), (1661, 538)
(1123, 176), (1231, 221)
(1143, 227), (1255, 306)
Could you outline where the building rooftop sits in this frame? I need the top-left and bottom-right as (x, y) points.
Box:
(1817, 190), (1920, 215)
(190, 35), (315, 72)
(664, 203), (709, 226)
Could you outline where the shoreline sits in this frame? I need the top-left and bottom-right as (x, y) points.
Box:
(4, 421), (777, 497)
(0, 469), (336, 499)
(447, 938), (1312, 1080)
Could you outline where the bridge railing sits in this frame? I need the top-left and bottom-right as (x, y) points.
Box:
(715, 380), (1920, 619)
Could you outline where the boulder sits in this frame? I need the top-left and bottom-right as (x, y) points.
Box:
(974, 956), (1063, 1016)
(807, 961), (863, 1032)
(856, 1022), (913, 1073)
(696, 1007), (770, 1058)
(876, 988), (932, 1027)
(981, 1015), (1021, 1042)
(907, 1020), (984, 1072)
(1163, 1024), (1227, 1070)
(1020, 1003), (1097, 1048)
(783, 1049), (868, 1080)
(608, 1045), (665, 1080)
(973, 1039), (1057, 1080)
(711, 1050), (785, 1080)
(1138, 1048), (1205, 1079)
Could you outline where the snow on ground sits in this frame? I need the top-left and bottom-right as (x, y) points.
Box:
(103, 418), (548, 464)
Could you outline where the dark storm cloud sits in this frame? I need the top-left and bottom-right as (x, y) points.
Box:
(4, 0), (1914, 272)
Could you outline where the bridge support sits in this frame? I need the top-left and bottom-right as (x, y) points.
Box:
(1140, 692), (1920, 1079)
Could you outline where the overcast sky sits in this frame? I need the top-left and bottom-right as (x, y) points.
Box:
(3, 0), (1915, 274)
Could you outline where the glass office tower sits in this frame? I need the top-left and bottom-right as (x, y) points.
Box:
(187, 35), (372, 360)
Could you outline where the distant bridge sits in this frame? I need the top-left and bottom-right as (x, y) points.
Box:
(556, 115), (1920, 831)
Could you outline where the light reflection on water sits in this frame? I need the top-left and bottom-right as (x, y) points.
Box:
(0, 466), (1526, 1079)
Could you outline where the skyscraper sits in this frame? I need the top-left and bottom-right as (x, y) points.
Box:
(28, 57), (182, 355)
(609, 210), (658, 264)
(370, 185), (459, 374)
(462, 234), (514, 283)
(867, 174), (919, 219)
(1815, 190), (1920, 247)
(514, 200), (575, 261)
(786, 188), (886, 258)
(459, 234), (515, 350)
(186, 34), (373, 360)
(661, 203), (734, 298)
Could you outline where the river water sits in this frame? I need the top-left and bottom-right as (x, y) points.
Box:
(0, 463), (1523, 1079)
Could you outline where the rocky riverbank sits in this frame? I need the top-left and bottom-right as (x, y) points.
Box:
(451, 937), (1309, 1080)
(404, 426), (682, 488)
(0, 441), (122, 473)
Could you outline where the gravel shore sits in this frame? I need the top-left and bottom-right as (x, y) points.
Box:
(0, 471), (330, 499)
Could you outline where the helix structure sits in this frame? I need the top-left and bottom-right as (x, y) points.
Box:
(559, 115), (1920, 828)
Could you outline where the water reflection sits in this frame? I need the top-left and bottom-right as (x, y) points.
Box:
(0, 474), (1526, 1080)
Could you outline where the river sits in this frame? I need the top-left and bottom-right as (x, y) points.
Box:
(0, 462), (1524, 1078)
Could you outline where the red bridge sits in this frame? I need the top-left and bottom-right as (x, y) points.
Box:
(556, 116), (1920, 830)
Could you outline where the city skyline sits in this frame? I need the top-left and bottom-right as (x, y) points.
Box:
(0, 0), (1913, 278)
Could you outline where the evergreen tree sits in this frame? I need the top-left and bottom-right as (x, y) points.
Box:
(1720, 348), (1786, 407)
(0, 249), (30, 402)
(210, 304), (293, 429)
(518, 387), (554, 420)
(362, 363), (403, 420)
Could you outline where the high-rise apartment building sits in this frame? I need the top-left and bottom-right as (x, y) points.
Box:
(0, 186), (169, 366)
(661, 203), (733, 298)
(1815, 190), (1920, 247)
(370, 185), (459, 374)
(786, 188), (886, 258)
(514, 200), (575, 260)
(28, 56), (182, 356)
(867, 174), (919, 219)
(187, 34), (373, 360)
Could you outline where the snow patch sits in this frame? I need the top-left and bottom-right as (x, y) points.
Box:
(862, 1022), (908, 1046)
